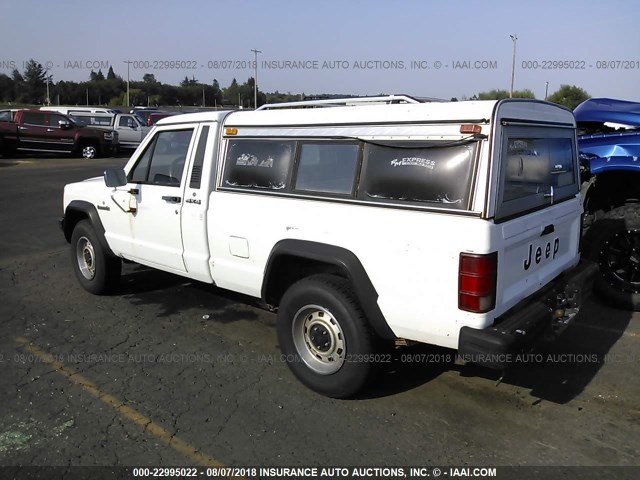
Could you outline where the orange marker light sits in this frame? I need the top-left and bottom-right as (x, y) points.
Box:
(460, 124), (482, 134)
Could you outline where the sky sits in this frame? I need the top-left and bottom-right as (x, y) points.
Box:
(1, 0), (639, 101)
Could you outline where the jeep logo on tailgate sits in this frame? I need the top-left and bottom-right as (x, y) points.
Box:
(524, 238), (560, 270)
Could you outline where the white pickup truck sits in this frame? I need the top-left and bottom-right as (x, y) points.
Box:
(60, 96), (596, 398)
(68, 112), (152, 150)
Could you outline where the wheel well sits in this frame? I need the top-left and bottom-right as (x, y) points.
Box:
(62, 209), (89, 242)
(263, 255), (347, 307)
(583, 171), (640, 213)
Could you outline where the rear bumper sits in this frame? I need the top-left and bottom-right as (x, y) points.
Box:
(457, 259), (598, 369)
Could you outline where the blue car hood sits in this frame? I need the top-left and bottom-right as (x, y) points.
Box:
(574, 98), (640, 127)
(575, 98), (640, 174)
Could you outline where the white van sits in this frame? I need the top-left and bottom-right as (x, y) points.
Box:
(61, 96), (596, 397)
(41, 106), (118, 116)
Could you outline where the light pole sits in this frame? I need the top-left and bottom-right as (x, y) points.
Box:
(44, 70), (50, 106)
(123, 60), (133, 107)
(509, 34), (518, 98)
(544, 81), (549, 101)
(250, 48), (261, 109)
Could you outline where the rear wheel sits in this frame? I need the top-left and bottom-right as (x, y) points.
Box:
(277, 274), (378, 398)
(70, 220), (121, 294)
(583, 205), (640, 311)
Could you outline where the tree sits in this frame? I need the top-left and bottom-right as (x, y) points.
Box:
(11, 69), (24, 83)
(477, 89), (535, 100)
(0, 74), (15, 102)
(546, 85), (590, 110)
(107, 66), (116, 80)
(223, 78), (240, 106)
(143, 73), (158, 84)
(180, 76), (198, 87)
(23, 59), (47, 103)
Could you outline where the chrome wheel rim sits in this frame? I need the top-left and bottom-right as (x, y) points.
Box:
(292, 305), (345, 375)
(82, 146), (96, 159)
(76, 236), (96, 280)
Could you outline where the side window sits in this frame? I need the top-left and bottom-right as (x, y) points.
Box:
(128, 129), (194, 186)
(359, 142), (477, 209)
(223, 139), (294, 190)
(22, 112), (47, 126)
(0, 111), (11, 122)
(294, 143), (359, 195)
(48, 113), (66, 127)
(119, 116), (132, 127)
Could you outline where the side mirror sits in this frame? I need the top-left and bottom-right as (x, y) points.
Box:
(104, 168), (127, 188)
(58, 120), (72, 129)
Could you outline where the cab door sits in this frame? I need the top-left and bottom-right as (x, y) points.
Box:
(116, 114), (144, 147)
(17, 111), (65, 151)
(108, 125), (197, 272)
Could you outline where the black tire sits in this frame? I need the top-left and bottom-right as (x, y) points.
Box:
(70, 220), (121, 295)
(583, 205), (640, 311)
(277, 274), (378, 398)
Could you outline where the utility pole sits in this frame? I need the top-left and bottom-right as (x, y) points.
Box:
(123, 60), (133, 107)
(250, 48), (262, 108)
(509, 34), (518, 98)
(44, 70), (50, 106)
(544, 81), (549, 101)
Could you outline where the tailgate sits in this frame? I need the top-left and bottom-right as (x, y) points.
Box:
(497, 198), (581, 310)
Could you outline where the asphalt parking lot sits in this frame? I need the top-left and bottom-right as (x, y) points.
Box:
(0, 155), (639, 478)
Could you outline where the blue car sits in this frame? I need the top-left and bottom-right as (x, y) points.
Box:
(576, 98), (640, 310)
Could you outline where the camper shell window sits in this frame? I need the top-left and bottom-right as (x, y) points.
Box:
(358, 141), (478, 209)
(496, 126), (578, 221)
(223, 140), (295, 190)
(294, 142), (360, 195)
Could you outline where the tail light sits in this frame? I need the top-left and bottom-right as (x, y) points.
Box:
(458, 252), (498, 313)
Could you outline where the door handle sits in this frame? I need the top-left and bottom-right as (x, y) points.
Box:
(162, 196), (181, 203)
(541, 224), (555, 236)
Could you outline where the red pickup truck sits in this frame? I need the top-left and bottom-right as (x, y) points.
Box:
(0, 109), (116, 159)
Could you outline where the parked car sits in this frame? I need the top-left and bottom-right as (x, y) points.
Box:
(576, 98), (640, 310)
(147, 111), (180, 126)
(129, 108), (160, 126)
(0, 109), (116, 159)
(69, 112), (151, 150)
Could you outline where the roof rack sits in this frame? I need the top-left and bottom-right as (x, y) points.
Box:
(256, 94), (424, 110)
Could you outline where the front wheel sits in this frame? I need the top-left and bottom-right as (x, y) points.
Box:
(70, 220), (121, 294)
(81, 143), (98, 159)
(583, 205), (640, 311)
(277, 274), (378, 398)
